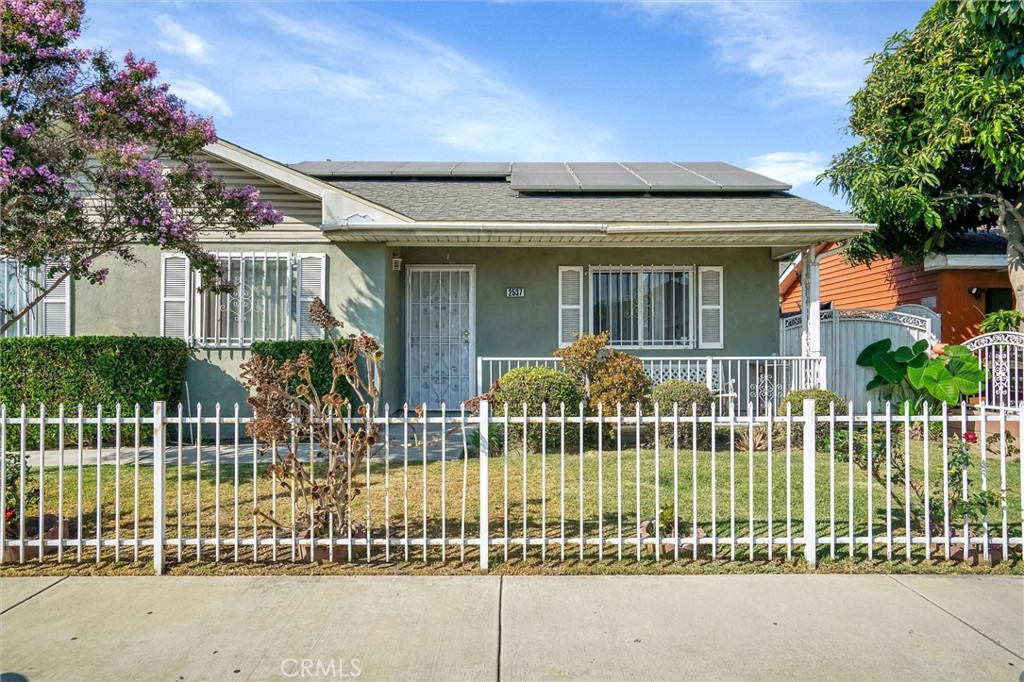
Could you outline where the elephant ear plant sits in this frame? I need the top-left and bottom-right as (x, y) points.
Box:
(857, 339), (986, 413)
(240, 297), (384, 538)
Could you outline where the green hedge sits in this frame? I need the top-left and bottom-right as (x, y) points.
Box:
(0, 336), (190, 448)
(250, 338), (353, 401)
(0, 336), (190, 409)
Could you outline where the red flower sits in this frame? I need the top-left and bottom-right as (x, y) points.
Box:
(963, 432), (978, 444)
(4, 508), (14, 522)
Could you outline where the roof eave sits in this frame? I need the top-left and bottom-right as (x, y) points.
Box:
(321, 220), (872, 250)
(923, 253), (1009, 271)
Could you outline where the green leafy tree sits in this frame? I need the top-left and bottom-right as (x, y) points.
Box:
(822, 1), (1024, 310)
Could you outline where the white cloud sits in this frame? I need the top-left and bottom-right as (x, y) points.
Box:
(253, 9), (613, 158)
(746, 151), (824, 187)
(154, 15), (209, 62)
(635, 2), (870, 105)
(168, 79), (232, 117)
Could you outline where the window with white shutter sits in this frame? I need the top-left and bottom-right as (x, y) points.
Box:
(296, 253), (326, 340)
(698, 266), (723, 349)
(162, 252), (328, 347)
(40, 270), (69, 337)
(558, 266), (583, 347)
(161, 253), (191, 340)
(1, 257), (70, 338)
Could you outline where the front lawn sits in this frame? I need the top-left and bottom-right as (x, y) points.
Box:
(2, 440), (1020, 573)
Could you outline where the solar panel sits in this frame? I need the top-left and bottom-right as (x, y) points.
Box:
(570, 169), (647, 191)
(392, 162), (460, 176)
(690, 168), (791, 191)
(619, 162), (679, 172)
(676, 162), (737, 173)
(565, 162), (622, 171)
(332, 161), (406, 175)
(509, 170), (579, 191)
(450, 162), (512, 177)
(293, 158), (791, 191)
(513, 162), (569, 172)
(643, 174), (719, 190)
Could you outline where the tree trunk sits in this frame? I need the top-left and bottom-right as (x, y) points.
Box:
(1006, 211), (1024, 315)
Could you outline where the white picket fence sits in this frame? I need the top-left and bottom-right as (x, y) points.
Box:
(1, 400), (1021, 572)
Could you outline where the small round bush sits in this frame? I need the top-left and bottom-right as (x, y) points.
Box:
(589, 351), (650, 412)
(779, 389), (846, 416)
(492, 366), (586, 414)
(492, 366), (586, 452)
(650, 380), (714, 414)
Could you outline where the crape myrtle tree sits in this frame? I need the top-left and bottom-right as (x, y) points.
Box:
(822, 1), (1024, 310)
(0, 0), (284, 334)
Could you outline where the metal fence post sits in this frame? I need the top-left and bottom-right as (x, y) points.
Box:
(152, 401), (167, 575)
(802, 398), (817, 566)
(479, 400), (490, 572)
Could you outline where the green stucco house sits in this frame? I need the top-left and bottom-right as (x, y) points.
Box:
(2, 140), (867, 412)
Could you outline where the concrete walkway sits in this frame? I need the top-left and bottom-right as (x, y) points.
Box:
(1, 575), (1021, 681)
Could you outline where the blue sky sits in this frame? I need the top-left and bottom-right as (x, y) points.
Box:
(83, 1), (930, 209)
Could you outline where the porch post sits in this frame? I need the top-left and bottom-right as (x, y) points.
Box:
(800, 246), (821, 358)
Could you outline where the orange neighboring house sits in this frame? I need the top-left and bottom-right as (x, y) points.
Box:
(779, 231), (1014, 344)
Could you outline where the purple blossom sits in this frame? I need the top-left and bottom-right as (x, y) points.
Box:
(14, 122), (36, 138)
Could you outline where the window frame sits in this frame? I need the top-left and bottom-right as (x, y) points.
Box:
(193, 252), (294, 349)
(586, 265), (697, 350)
(162, 251), (326, 349)
(0, 256), (70, 338)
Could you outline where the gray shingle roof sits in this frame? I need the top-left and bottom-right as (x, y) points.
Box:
(327, 178), (859, 224)
(940, 229), (1007, 255)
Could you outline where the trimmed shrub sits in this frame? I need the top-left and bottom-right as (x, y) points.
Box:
(778, 389), (846, 415)
(649, 380), (715, 448)
(250, 338), (353, 402)
(650, 380), (714, 414)
(0, 336), (190, 448)
(492, 366), (586, 451)
(588, 351), (650, 412)
(779, 388), (847, 450)
(492, 366), (585, 414)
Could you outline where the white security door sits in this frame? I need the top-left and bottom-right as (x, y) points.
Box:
(407, 266), (476, 409)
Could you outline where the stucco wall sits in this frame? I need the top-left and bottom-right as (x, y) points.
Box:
(398, 246), (779, 360)
(69, 240), (389, 412)
(66, 241), (780, 409)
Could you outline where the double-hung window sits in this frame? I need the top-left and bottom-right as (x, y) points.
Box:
(161, 252), (326, 348)
(558, 264), (723, 350)
(0, 257), (69, 338)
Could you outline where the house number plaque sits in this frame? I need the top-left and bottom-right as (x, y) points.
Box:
(506, 287), (526, 298)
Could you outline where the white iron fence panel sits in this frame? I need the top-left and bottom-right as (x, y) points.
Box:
(1, 401), (1020, 571)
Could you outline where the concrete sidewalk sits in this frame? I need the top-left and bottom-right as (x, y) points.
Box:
(1, 575), (1021, 682)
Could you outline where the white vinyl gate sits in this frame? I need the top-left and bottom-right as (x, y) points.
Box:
(781, 308), (937, 410)
(406, 266), (476, 410)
